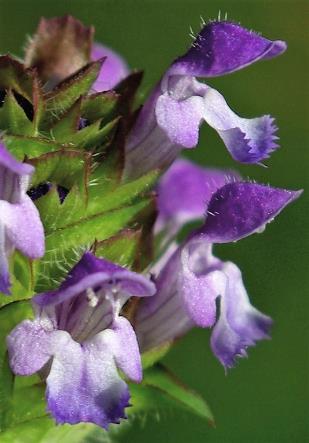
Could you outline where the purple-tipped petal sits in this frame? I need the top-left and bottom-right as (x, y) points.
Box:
(126, 78), (280, 177)
(156, 158), (240, 234)
(91, 43), (129, 92)
(210, 262), (272, 368)
(202, 182), (302, 243)
(34, 252), (155, 308)
(202, 88), (279, 163)
(0, 195), (45, 258)
(7, 318), (55, 375)
(170, 21), (286, 78)
(62, 252), (155, 297)
(157, 84), (279, 164)
(46, 330), (130, 428)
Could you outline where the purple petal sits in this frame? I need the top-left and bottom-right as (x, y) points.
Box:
(62, 252), (156, 297)
(136, 247), (193, 352)
(107, 317), (142, 383)
(7, 318), (55, 375)
(0, 271), (10, 294)
(181, 237), (272, 369)
(124, 78), (209, 178)
(202, 87), (279, 163)
(181, 241), (225, 327)
(156, 93), (204, 148)
(126, 78), (280, 177)
(170, 21), (286, 78)
(91, 43), (129, 92)
(46, 330), (130, 428)
(156, 158), (240, 234)
(0, 227), (11, 294)
(0, 144), (33, 204)
(0, 195), (45, 258)
(210, 262), (272, 368)
(136, 233), (275, 366)
(157, 82), (279, 164)
(202, 182), (302, 243)
(124, 85), (181, 178)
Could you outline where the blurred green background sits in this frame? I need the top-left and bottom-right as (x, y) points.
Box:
(0, 0), (308, 442)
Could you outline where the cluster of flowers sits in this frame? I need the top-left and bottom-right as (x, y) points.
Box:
(1, 18), (301, 429)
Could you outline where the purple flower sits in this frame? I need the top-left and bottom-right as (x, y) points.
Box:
(155, 158), (240, 237)
(0, 142), (45, 294)
(124, 21), (286, 178)
(91, 43), (129, 92)
(136, 178), (301, 368)
(7, 252), (156, 428)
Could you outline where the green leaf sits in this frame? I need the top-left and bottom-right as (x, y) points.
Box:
(50, 98), (81, 141)
(12, 252), (33, 293)
(39, 169), (158, 235)
(36, 197), (150, 290)
(7, 383), (46, 429)
(35, 169), (158, 289)
(29, 149), (91, 189)
(94, 229), (142, 268)
(3, 135), (64, 160)
(81, 91), (119, 123)
(115, 71), (144, 117)
(0, 56), (33, 101)
(84, 169), (158, 220)
(60, 117), (119, 149)
(89, 145), (124, 194)
(0, 418), (54, 443)
(40, 60), (102, 129)
(141, 343), (172, 370)
(32, 75), (45, 136)
(35, 186), (62, 229)
(0, 276), (32, 309)
(129, 365), (214, 424)
(0, 353), (14, 433)
(0, 252), (33, 307)
(0, 301), (34, 431)
(0, 90), (34, 136)
(0, 418), (112, 443)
